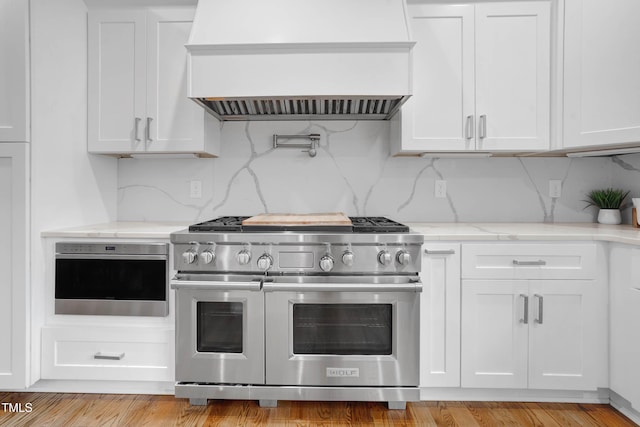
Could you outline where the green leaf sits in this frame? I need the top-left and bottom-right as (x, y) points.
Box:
(583, 188), (630, 209)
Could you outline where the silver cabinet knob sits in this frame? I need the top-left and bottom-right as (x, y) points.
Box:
(237, 249), (251, 266)
(378, 250), (392, 266)
(342, 251), (355, 266)
(319, 255), (335, 272)
(182, 250), (197, 264)
(200, 250), (215, 264)
(396, 250), (412, 266)
(257, 254), (273, 271)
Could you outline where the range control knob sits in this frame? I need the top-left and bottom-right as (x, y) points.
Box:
(182, 250), (197, 264)
(396, 250), (412, 266)
(237, 249), (252, 266)
(200, 250), (215, 264)
(319, 255), (335, 272)
(378, 250), (392, 266)
(257, 254), (273, 271)
(342, 251), (355, 267)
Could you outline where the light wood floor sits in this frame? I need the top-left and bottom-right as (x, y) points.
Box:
(0, 393), (637, 426)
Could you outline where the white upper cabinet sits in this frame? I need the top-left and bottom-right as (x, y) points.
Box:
(0, 0), (30, 142)
(88, 7), (220, 157)
(475, 3), (550, 152)
(392, 2), (550, 154)
(563, 0), (640, 149)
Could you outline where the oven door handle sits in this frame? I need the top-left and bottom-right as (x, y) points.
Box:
(262, 282), (422, 293)
(170, 279), (263, 291)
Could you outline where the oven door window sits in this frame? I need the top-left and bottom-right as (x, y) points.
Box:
(292, 304), (392, 355)
(197, 302), (243, 353)
(55, 259), (166, 300)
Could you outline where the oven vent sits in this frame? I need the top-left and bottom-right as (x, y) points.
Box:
(198, 96), (408, 121)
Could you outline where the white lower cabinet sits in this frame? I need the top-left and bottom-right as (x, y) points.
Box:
(41, 326), (174, 382)
(420, 243), (461, 388)
(461, 280), (528, 388)
(461, 279), (597, 390)
(460, 242), (602, 391)
(0, 143), (29, 389)
(609, 244), (640, 411)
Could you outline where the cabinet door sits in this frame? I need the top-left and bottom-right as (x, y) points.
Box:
(475, 2), (550, 151)
(528, 281), (596, 390)
(610, 246), (640, 411)
(0, 143), (28, 388)
(146, 7), (204, 153)
(41, 326), (173, 382)
(400, 4), (475, 152)
(420, 244), (461, 388)
(88, 10), (147, 153)
(563, 0), (640, 148)
(461, 280), (528, 388)
(0, 0), (29, 142)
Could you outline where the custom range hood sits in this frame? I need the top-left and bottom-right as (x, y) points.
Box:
(186, 0), (415, 121)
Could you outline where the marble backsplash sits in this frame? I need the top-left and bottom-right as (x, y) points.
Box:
(117, 120), (634, 224)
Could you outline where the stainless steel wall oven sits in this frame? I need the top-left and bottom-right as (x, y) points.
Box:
(55, 242), (169, 317)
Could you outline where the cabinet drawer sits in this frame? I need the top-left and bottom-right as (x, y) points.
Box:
(41, 326), (174, 382)
(462, 243), (596, 279)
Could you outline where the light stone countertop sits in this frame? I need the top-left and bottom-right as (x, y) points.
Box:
(41, 221), (640, 246)
(407, 222), (640, 245)
(41, 222), (190, 239)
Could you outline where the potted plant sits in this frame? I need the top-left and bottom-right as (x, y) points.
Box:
(584, 188), (630, 224)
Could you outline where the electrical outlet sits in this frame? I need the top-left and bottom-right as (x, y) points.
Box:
(549, 180), (562, 198)
(435, 180), (447, 198)
(190, 180), (202, 199)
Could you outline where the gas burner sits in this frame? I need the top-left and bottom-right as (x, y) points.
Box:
(188, 216), (250, 232)
(350, 217), (409, 233)
(188, 216), (409, 233)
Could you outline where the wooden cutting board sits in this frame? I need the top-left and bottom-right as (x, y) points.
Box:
(242, 212), (352, 226)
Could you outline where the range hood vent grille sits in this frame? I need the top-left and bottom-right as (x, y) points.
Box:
(198, 96), (408, 121)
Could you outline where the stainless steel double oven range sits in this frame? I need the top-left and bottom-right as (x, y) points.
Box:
(171, 216), (424, 409)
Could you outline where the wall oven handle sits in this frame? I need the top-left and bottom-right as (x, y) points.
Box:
(170, 279), (263, 291)
(56, 254), (167, 260)
(262, 282), (422, 293)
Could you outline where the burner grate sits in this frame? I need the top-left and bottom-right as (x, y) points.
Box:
(188, 216), (409, 233)
(188, 216), (250, 232)
(350, 217), (409, 233)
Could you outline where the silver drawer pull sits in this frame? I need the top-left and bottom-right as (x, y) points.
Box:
(146, 117), (153, 143)
(520, 294), (529, 324)
(94, 352), (125, 361)
(535, 294), (544, 324)
(134, 117), (141, 142)
(424, 249), (456, 255)
(512, 259), (546, 266)
(479, 114), (487, 139)
(465, 115), (474, 140)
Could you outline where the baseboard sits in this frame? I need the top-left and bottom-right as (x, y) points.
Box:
(23, 380), (175, 395)
(609, 391), (640, 426)
(420, 387), (610, 404)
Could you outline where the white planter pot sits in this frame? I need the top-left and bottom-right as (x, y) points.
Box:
(597, 209), (622, 225)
